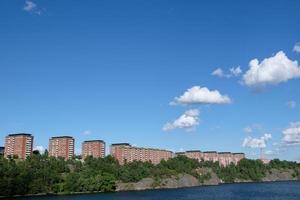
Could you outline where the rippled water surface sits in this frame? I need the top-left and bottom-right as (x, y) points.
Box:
(6, 181), (300, 200)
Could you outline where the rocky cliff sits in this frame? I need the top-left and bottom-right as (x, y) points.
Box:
(116, 174), (202, 191)
(263, 169), (298, 182)
(116, 168), (299, 192)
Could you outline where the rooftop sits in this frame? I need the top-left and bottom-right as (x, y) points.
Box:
(111, 143), (173, 153)
(218, 152), (232, 154)
(83, 140), (105, 143)
(8, 133), (32, 137)
(203, 151), (217, 153)
(50, 136), (74, 139)
(186, 150), (202, 153)
(111, 143), (131, 146)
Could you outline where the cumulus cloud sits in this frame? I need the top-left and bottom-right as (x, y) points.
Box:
(172, 86), (231, 105)
(212, 67), (242, 78)
(230, 66), (242, 76)
(23, 1), (41, 15)
(211, 68), (226, 78)
(163, 109), (200, 131)
(282, 122), (300, 146)
(293, 43), (300, 53)
(286, 101), (296, 109)
(242, 51), (300, 87)
(24, 1), (36, 11)
(33, 145), (45, 153)
(242, 133), (272, 149)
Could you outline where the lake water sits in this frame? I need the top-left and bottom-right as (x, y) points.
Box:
(5, 181), (300, 200)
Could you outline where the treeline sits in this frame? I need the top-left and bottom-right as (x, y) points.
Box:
(0, 152), (300, 197)
(200, 158), (300, 183)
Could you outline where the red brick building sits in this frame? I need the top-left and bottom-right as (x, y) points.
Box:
(203, 151), (219, 163)
(4, 133), (33, 159)
(183, 150), (203, 162)
(232, 153), (246, 165)
(110, 143), (174, 165)
(82, 140), (105, 159)
(218, 152), (234, 166)
(177, 150), (245, 166)
(49, 136), (74, 160)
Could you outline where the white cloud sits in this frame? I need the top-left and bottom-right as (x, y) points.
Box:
(264, 147), (286, 156)
(282, 122), (300, 146)
(33, 145), (45, 153)
(82, 130), (92, 135)
(23, 1), (41, 15)
(242, 51), (300, 87)
(242, 133), (272, 149)
(286, 101), (296, 109)
(172, 86), (231, 105)
(293, 43), (300, 53)
(243, 124), (265, 134)
(243, 126), (253, 133)
(24, 1), (36, 11)
(212, 67), (242, 78)
(264, 150), (274, 155)
(263, 133), (272, 140)
(272, 142), (279, 146)
(211, 68), (226, 78)
(163, 109), (200, 131)
(230, 66), (242, 76)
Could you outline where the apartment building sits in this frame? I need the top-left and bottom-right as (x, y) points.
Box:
(183, 150), (203, 162)
(1, 133), (246, 166)
(4, 133), (33, 159)
(178, 150), (245, 166)
(232, 153), (246, 165)
(49, 136), (74, 160)
(110, 143), (174, 165)
(203, 151), (219, 163)
(82, 140), (105, 159)
(218, 152), (233, 166)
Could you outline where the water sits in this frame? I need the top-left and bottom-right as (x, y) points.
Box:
(5, 181), (300, 200)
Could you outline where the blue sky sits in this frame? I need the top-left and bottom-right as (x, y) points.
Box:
(0, 0), (300, 161)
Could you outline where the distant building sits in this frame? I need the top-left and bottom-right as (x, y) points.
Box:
(110, 143), (174, 165)
(177, 150), (245, 166)
(203, 151), (219, 163)
(0, 146), (5, 156)
(82, 140), (105, 159)
(260, 158), (271, 164)
(183, 150), (203, 162)
(232, 153), (246, 165)
(218, 152), (233, 166)
(49, 136), (74, 160)
(4, 133), (33, 159)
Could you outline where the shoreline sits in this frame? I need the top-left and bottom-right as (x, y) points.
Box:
(1, 179), (299, 199)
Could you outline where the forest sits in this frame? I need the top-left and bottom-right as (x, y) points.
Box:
(0, 151), (300, 197)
